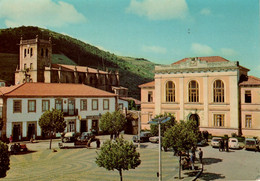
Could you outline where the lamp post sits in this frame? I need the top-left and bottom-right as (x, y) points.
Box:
(148, 117), (171, 181)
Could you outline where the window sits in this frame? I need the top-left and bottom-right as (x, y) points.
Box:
(28, 100), (36, 112)
(92, 99), (98, 110)
(68, 99), (75, 115)
(30, 48), (33, 57)
(214, 114), (224, 127)
(13, 100), (22, 113)
(55, 99), (63, 111)
(245, 115), (252, 128)
(213, 80), (224, 102)
(189, 80), (199, 102)
(27, 49), (29, 54)
(148, 91), (153, 102)
(24, 49), (27, 57)
(80, 99), (87, 111)
(41, 48), (44, 57)
(245, 90), (251, 103)
(165, 81), (175, 102)
(0, 107), (3, 119)
(103, 99), (109, 110)
(42, 100), (50, 112)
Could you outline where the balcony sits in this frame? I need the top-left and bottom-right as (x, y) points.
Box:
(62, 109), (78, 117)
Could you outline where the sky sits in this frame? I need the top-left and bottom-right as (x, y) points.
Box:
(0, 0), (259, 77)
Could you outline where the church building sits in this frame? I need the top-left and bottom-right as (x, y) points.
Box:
(139, 56), (260, 137)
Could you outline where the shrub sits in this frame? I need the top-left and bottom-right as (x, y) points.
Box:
(231, 132), (237, 137)
(0, 141), (10, 178)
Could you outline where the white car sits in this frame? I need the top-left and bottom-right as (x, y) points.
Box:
(211, 137), (222, 148)
(149, 136), (159, 143)
(228, 138), (239, 149)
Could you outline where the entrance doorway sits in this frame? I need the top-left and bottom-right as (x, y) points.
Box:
(92, 120), (98, 135)
(27, 122), (36, 139)
(189, 114), (200, 127)
(12, 123), (22, 141)
(80, 120), (87, 133)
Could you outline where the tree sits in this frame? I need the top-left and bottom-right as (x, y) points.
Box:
(150, 113), (175, 137)
(39, 109), (66, 149)
(0, 141), (10, 178)
(163, 120), (200, 179)
(96, 138), (141, 181)
(99, 110), (127, 139)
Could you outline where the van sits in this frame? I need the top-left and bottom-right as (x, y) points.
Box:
(244, 138), (259, 151)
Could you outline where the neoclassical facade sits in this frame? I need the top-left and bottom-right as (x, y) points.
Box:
(15, 36), (120, 93)
(139, 56), (260, 137)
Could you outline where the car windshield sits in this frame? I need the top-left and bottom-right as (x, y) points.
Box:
(212, 138), (221, 141)
(231, 140), (237, 142)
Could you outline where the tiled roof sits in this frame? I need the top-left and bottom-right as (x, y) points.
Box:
(51, 64), (108, 74)
(172, 56), (230, 65)
(138, 81), (155, 88)
(119, 97), (141, 105)
(239, 76), (260, 86)
(0, 84), (23, 94)
(3, 83), (116, 97)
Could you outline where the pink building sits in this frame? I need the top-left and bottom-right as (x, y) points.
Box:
(139, 56), (260, 137)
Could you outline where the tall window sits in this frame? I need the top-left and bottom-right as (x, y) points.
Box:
(245, 115), (252, 128)
(68, 99), (75, 115)
(214, 114), (224, 127)
(80, 99), (88, 111)
(166, 81), (175, 102)
(245, 90), (251, 103)
(42, 100), (50, 112)
(189, 80), (199, 102)
(92, 99), (98, 110)
(30, 48), (33, 57)
(28, 100), (36, 112)
(55, 99), (63, 111)
(67, 120), (75, 132)
(213, 80), (224, 102)
(103, 99), (109, 110)
(148, 91), (153, 102)
(13, 100), (22, 113)
(24, 49), (27, 57)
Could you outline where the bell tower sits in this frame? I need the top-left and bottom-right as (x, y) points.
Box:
(15, 35), (52, 84)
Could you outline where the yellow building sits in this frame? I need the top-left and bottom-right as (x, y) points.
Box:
(139, 56), (260, 137)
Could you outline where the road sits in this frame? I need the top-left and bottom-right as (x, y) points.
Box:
(198, 145), (260, 181)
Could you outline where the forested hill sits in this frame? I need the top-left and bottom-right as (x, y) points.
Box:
(0, 26), (157, 99)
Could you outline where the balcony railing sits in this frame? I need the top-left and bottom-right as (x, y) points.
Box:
(62, 109), (78, 116)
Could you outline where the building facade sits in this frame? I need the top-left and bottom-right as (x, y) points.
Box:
(0, 82), (117, 141)
(139, 56), (260, 137)
(15, 36), (120, 93)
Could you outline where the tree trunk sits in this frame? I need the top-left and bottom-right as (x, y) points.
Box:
(49, 131), (53, 150)
(119, 169), (123, 181)
(110, 134), (113, 140)
(179, 154), (182, 179)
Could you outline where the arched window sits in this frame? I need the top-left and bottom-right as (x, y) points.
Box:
(165, 81), (175, 102)
(24, 49), (27, 57)
(30, 48), (33, 57)
(189, 80), (199, 102)
(213, 80), (224, 102)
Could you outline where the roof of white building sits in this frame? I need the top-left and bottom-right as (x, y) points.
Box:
(172, 56), (230, 65)
(0, 83), (117, 97)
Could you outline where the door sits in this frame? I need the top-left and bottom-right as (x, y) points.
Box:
(80, 120), (87, 133)
(12, 123), (21, 141)
(92, 120), (98, 135)
(27, 123), (36, 139)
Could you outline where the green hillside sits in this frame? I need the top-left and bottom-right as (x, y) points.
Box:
(0, 26), (157, 99)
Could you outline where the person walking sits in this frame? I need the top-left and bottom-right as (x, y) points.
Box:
(96, 138), (100, 149)
(198, 148), (203, 163)
(225, 139), (229, 152)
(190, 153), (195, 170)
(9, 135), (13, 143)
(219, 139), (222, 152)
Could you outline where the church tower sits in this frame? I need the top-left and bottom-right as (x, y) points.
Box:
(15, 35), (52, 84)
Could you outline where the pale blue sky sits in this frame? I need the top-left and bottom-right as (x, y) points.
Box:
(0, 0), (259, 77)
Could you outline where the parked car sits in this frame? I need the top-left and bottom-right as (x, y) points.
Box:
(228, 138), (240, 149)
(62, 132), (76, 143)
(149, 136), (160, 143)
(244, 138), (259, 151)
(133, 131), (152, 143)
(79, 132), (95, 141)
(211, 137), (222, 148)
(197, 139), (207, 147)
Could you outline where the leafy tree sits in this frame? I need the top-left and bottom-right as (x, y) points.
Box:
(39, 109), (66, 149)
(0, 141), (10, 178)
(150, 113), (175, 137)
(96, 138), (141, 181)
(99, 111), (127, 139)
(128, 100), (136, 110)
(163, 120), (200, 179)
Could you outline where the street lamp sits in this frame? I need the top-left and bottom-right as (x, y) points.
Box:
(148, 117), (171, 181)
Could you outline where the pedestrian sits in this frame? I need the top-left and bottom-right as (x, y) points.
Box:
(198, 148), (203, 163)
(219, 139), (222, 152)
(96, 138), (100, 149)
(9, 135), (13, 143)
(225, 139), (229, 152)
(190, 153), (195, 170)
(221, 139), (225, 151)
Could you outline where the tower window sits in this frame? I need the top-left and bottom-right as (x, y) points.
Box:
(24, 49), (27, 57)
(41, 48), (44, 57)
(27, 49), (29, 54)
(30, 48), (33, 57)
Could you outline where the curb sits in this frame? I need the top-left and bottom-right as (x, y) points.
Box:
(191, 163), (203, 181)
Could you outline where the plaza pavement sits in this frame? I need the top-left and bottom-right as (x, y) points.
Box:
(3, 134), (201, 181)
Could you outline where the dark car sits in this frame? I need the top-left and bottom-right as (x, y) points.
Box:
(133, 131), (152, 143)
(75, 132), (96, 145)
(62, 132), (76, 143)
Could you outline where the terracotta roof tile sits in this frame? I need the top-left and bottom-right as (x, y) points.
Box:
(4, 83), (116, 97)
(119, 97), (141, 105)
(138, 81), (155, 88)
(172, 56), (229, 65)
(51, 64), (107, 74)
(239, 76), (260, 86)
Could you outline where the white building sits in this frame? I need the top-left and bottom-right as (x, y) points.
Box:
(0, 82), (117, 141)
